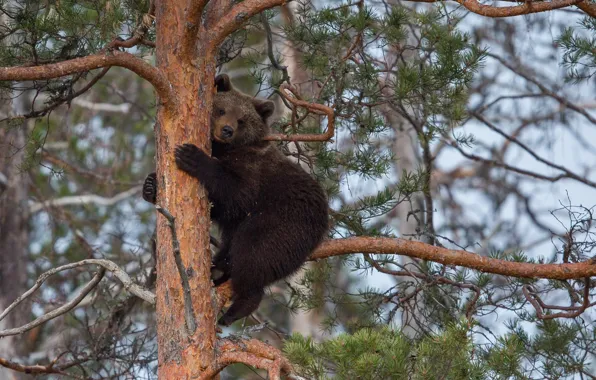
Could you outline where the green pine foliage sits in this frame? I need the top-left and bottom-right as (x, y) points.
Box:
(1, 0), (594, 378)
(284, 322), (487, 379)
(557, 16), (596, 82)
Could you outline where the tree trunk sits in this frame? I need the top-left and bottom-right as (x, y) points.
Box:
(0, 94), (30, 380)
(153, 2), (218, 377)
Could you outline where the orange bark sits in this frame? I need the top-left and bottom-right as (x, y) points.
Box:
(153, 1), (218, 377)
(311, 237), (596, 280)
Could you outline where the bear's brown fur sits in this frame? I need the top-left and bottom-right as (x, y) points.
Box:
(143, 74), (329, 326)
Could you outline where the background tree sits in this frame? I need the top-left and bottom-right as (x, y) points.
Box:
(0, 0), (595, 379)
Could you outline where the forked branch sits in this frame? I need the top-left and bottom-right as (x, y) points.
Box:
(0, 269), (105, 337)
(199, 338), (294, 380)
(0, 259), (156, 337)
(181, 0), (210, 57)
(208, 0), (288, 48)
(266, 84), (335, 142)
(523, 278), (595, 319)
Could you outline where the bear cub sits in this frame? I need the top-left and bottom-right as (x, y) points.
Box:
(143, 74), (329, 326)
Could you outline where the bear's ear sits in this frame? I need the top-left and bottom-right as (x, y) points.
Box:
(253, 99), (275, 120)
(214, 74), (232, 92)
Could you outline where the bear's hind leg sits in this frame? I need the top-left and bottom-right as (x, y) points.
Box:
(212, 245), (231, 286)
(218, 288), (263, 326)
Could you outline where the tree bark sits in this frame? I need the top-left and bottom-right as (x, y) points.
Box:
(153, 2), (218, 377)
(0, 94), (30, 380)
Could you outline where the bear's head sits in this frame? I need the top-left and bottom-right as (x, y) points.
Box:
(211, 74), (275, 147)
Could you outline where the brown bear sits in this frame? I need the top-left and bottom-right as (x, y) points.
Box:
(143, 74), (329, 326)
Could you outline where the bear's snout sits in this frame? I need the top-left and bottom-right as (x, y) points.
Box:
(222, 125), (234, 139)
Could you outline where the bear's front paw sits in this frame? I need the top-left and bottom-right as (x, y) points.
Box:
(142, 172), (157, 204)
(174, 143), (205, 175)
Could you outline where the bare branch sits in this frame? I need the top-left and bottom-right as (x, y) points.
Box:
(0, 357), (82, 379)
(471, 111), (596, 189)
(155, 205), (197, 334)
(310, 237), (596, 280)
(208, 0), (287, 48)
(29, 186), (142, 214)
(0, 269), (105, 337)
(108, 0), (156, 49)
(0, 51), (173, 105)
(266, 84), (335, 142)
(0, 259), (156, 335)
(447, 141), (592, 186)
(410, 0), (583, 17)
(214, 281), (233, 313)
(41, 151), (139, 186)
(489, 53), (596, 125)
(71, 98), (132, 113)
(523, 278), (595, 319)
(85, 259), (157, 305)
(261, 13), (289, 84)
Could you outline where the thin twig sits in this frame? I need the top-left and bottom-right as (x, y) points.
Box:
(0, 259), (156, 332)
(260, 13), (290, 84)
(523, 278), (594, 319)
(155, 205), (197, 334)
(471, 111), (596, 189)
(0, 269), (105, 337)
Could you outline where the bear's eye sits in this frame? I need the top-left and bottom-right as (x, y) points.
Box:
(237, 119), (245, 127)
(217, 108), (225, 116)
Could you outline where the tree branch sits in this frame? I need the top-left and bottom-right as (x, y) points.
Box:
(200, 338), (294, 380)
(470, 111), (596, 188)
(447, 141), (589, 186)
(0, 269), (105, 337)
(0, 67), (111, 122)
(411, 0), (584, 17)
(0, 357), (82, 379)
(489, 53), (596, 126)
(310, 237), (596, 280)
(261, 13), (290, 84)
(266, 84), (335, 142)
(523, 278), (595, 319)
(0, 51), (173, 105)
(576, 0), (596, 17)
(208, 0), (287, 48)
(29, 185), (143, 214)
(41, 151), (139, 186)
(181, 0), (210, 58)
(155, 205), (197, 334)
(0, 259), (156, 338)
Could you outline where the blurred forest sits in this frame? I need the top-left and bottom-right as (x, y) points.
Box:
(0, 0), (595, 378)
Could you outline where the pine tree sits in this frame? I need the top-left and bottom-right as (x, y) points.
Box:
(0, 0), (595, 378)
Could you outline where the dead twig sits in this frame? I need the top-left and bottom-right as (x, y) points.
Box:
(155, 205), (197, 334)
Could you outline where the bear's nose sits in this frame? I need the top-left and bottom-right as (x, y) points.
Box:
(222, 126), (234, 138)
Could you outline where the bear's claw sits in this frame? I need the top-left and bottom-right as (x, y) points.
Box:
(142, 172), (157, 204)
